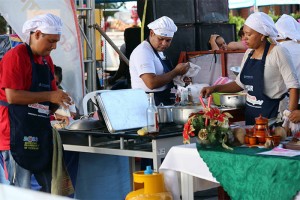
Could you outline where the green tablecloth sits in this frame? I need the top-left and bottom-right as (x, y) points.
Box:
(197, 144), (300, 200)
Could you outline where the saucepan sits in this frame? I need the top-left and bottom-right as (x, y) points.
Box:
(172, 106), (204, 125)
(157, 103), (174, 123)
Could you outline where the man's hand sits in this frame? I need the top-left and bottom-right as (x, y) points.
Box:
(49, 90), (72, 109)
(289, 110), (300, 123)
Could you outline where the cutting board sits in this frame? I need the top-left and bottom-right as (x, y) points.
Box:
(96, 89), (148, 133)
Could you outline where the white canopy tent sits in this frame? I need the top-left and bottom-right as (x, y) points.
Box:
(229, 0), (300, 9)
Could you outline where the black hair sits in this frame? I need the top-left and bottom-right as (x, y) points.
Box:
(238, 26), (244, 39)
(207, 35), (222, 50)
(54, 65), (63, 85)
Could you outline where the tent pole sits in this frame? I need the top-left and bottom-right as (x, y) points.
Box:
(92, 23), (129, 66)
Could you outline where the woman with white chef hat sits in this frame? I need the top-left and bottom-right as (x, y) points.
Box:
(201, 12), (299, 125)
(276, 14), (300, 123)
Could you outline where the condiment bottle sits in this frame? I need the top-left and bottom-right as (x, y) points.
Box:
(147, 93), (159, 134)
(175, 91), (181, 103)
(180, 90), (188, 106)
(187, 88), (194, 105)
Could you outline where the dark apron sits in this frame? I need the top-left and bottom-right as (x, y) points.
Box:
(240, 42), (284, 125)
(0, 44), (53, 172)
(146, 38), (175, 106)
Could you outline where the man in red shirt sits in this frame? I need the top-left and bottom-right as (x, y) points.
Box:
(0, 13), (71, 192)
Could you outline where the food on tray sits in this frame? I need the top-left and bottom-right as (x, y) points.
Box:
(273, 127), (286, 140)
(233, 128), (246, 145)
(52, 121), (67, 129)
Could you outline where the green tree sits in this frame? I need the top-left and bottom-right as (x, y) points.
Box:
(96, 2), (126, 18)
(229, 14), (245, 40)
(0, 15), (7, 34)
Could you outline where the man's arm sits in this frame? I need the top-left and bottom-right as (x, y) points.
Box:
(141, 62), (189, 89)
(5, 88), (71, 108)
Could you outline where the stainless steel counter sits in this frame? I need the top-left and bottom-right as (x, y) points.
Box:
(59, 123), (184, 171)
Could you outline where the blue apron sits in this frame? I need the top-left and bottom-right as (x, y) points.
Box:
(147, 38), (175, 105)
(240, 42), (284, 125)
(0, 44), (53, 172)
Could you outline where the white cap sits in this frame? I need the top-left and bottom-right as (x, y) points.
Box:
(245, 12), (278, 43)
(275, 14), (300, 42)
(22, 13), (63, 44)
(147, 16), (177, 37)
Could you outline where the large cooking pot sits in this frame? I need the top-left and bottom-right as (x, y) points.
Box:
(172, 106), (204, 125)
(157, 104), (173, 123)
(220, 93), (246, 108)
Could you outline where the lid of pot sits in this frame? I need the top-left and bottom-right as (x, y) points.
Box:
(157, 103), (174, 109)
(255, 114), (268, 125)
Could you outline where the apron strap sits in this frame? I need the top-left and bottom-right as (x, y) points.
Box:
(146, 37), (173, 73)
(261, 41), (270, 62)
(25, 44), (48, 65)
(0, 100), (9, 107)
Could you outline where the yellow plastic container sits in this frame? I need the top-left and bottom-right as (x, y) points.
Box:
(126, 171), (172, 200)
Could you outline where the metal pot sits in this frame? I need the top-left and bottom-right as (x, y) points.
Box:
(230, 66), (241, 76)
(172, 106), (204, 125)
(220, 93), (246, 108)
(157, 104), (173, 123)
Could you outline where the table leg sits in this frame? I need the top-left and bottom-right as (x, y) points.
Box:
(218, 186), (230, 200)
(181, 172), (194, 200)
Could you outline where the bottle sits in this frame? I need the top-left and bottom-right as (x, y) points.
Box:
(175, 91), (181, 103)
(180, 89), (188, 106)
(146, 93), (159, 135)
(97, 68), (104, 88)
(187, 88), (194, 105)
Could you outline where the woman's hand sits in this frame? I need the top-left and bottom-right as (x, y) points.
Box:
(289, 110), (300, 123)
(174, 62), (190, 75)
(209, 34), (219, 43)
(200, 86), (216, 98)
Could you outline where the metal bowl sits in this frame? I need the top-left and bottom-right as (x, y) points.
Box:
(172, 106), (204, 125)
(220, 93), (246, 108)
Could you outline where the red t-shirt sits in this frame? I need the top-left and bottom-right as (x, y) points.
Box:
(0, 44), (57, 150)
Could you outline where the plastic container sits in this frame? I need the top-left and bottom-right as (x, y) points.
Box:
(125, 169), (172, 200)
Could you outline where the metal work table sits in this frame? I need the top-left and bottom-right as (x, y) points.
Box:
(59, 123), (184, 171)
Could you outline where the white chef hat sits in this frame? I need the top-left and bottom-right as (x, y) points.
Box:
(275, 14), (300, 42)
(22, 13), (63, 44)
(245, 12), (278, 43)
(147, 16), (177, 37)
